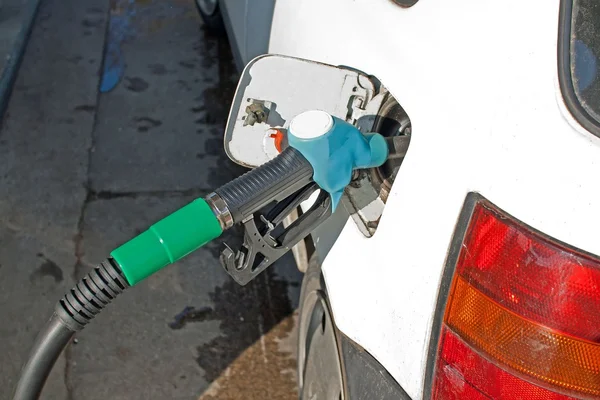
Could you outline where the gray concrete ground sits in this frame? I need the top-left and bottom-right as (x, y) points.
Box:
(0, 0), (301, 399)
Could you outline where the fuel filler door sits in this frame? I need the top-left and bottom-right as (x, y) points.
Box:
(224, 55), (411, 245)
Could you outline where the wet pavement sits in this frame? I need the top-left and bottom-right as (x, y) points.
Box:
(0, 0), (301, 399)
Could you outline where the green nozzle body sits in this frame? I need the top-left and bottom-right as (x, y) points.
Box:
(111, 198), (222, 285)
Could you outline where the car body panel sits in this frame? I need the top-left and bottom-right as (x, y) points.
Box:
(220, 0), (274, 70)
(219, 0), (246, 69)
(269, 0), (600, 398)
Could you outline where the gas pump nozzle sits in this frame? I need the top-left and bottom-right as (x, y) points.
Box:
(212, 109), (402, 284)
(12, 110), (390, 400)
(210, 109), (392, 284)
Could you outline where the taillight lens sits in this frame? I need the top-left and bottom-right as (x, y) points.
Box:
(432, 198), (600, 399)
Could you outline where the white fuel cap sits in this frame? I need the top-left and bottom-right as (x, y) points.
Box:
(289, 110), (334, 140)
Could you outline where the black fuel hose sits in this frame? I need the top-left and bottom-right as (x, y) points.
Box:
(13, 315), (74, 400)
(13, 260), (130, 400)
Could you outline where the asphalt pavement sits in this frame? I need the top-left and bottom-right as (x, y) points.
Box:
(0, 0), (301, 399)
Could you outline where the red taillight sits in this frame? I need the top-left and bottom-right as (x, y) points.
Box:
(432, 198), (600, 400)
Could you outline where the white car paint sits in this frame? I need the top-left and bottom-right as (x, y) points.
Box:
(270, 0), (600, 398)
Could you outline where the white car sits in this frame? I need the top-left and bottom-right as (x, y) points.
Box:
(199, 1), (600, 399)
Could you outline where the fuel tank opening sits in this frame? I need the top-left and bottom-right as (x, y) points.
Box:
(371, 95), (411, 203)
(344, 89), (411, 237)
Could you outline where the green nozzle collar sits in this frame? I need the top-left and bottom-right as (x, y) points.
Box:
(111, 198), (222, 285)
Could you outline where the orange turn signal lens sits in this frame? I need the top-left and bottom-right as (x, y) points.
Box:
(446, 276), (600, 397)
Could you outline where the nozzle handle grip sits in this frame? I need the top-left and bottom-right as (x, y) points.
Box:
(215, 147), (314, 224)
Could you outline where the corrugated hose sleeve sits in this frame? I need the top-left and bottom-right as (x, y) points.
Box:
(215, 147), (314, 224)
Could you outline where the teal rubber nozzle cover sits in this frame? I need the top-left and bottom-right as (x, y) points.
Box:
(110, 198), (222, 286)
(287, 110), (388, 210)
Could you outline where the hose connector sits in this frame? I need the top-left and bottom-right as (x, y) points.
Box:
(205, 192), (233, 230)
